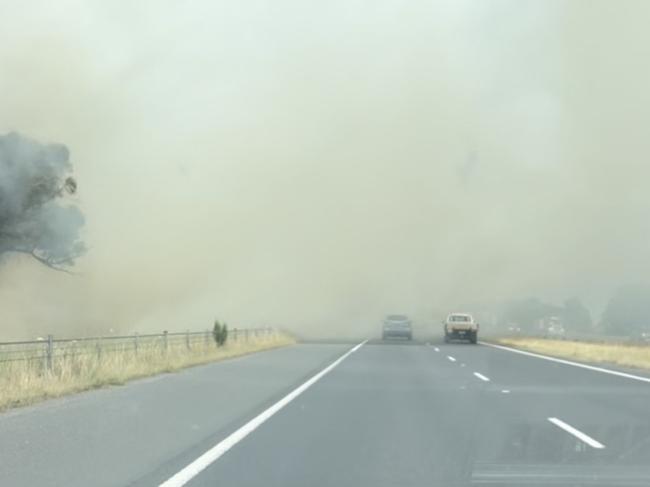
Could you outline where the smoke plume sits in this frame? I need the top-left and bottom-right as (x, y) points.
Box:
(1, 1), (650, 339)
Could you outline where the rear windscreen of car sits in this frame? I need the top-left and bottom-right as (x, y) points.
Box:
(450, 315), (470, 322)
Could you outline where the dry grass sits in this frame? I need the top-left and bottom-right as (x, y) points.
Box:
(496, 337), (650, 370)
(0, 333), (295, 412)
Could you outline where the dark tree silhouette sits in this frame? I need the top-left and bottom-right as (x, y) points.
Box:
(0, 132), (85, 271)
(601, 284), (650, 335)
(562, 297), (592, 332)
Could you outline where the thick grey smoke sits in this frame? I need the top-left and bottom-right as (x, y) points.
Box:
(0, 132), (84, 270)
(1, 1), (650, 339)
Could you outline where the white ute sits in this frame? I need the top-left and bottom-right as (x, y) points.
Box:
(443, 313), (479, 344)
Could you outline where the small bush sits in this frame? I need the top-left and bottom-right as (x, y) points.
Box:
(213, 320), (228, 347)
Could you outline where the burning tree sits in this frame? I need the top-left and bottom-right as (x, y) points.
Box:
(0, 132), (85, 271)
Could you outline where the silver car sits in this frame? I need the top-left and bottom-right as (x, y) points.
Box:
(382, 315), (413, 340)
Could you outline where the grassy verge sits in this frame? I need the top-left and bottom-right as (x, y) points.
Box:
(0, 332), (295, 412)
(495, 337), (650, 370)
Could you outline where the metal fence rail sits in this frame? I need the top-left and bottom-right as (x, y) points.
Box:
(0, 327), (275, 370)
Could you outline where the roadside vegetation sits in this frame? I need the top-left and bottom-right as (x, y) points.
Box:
(496, 337), (650, 370)
(0, 329), (295, 412)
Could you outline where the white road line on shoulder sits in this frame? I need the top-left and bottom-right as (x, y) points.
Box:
(447, 356), (456, 362)
(548, 417), (605, 449)
(158, 340), (368, 487)
(473, 372), (490, 382)
(434, 347), (440, 352)
(480, 341), (650, 384)
(501, 389), (510, 394)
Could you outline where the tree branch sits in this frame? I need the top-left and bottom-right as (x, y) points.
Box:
(2, 248), (76, 274)
(29, 251), (76, 274)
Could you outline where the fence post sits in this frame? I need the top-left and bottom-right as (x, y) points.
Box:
(46, 334), (53, 372)
(186, 330), (190, 350)
(134, 332), (139, 354)
(163, 330), (168, 352)
(205, 330), (209, 347)
(96, 338), (102, 361)
(233, 328), (238, 342)
(245, 329), (249, 342)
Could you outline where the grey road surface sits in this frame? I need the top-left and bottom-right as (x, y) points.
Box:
(2, 339), (650, 486)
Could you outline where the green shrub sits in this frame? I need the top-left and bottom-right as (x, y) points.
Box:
(213, 320), (228, 347)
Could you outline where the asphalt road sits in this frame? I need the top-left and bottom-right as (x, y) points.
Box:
(2, 339), (650, 486)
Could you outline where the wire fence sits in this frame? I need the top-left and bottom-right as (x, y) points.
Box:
(0, 327), (276, 371)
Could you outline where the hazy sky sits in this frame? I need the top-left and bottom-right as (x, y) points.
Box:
(1, 0), (650, 338)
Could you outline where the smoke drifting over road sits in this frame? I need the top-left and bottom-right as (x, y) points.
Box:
(1, 1), (650, 339)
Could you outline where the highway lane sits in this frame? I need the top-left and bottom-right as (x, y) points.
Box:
(177, 340), (482, 486)
(445, 341), (650, 482)
(3, 339), (650, 486)
(168, 340), (650, 487)
(0, 343), (352, 487)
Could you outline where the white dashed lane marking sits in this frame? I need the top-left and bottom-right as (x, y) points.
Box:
(548, 417), (605, 449)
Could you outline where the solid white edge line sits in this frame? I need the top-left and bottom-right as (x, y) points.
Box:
(447, 356), (456, 362)
(473, 372), (490, 382)
(159, 340), (368, 487)
(479, 341), (650, 384)
(548, 417), (605, 449)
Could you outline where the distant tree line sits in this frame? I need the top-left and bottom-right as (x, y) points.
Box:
(600, 283), (650, 335)
(494, 283), (650, 336)
(497, 296), (592, 333)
